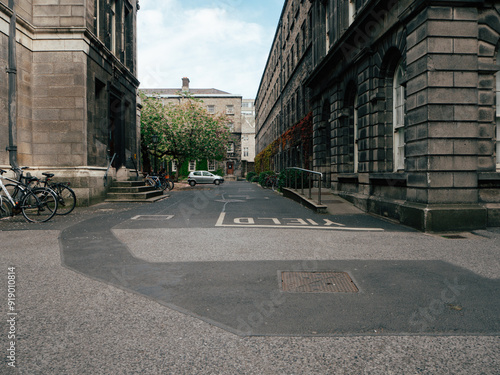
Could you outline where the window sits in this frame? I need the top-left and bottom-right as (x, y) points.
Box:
(207, 105), (215, 114)
(227, 142), (234, 153)
(353, 94), (358, 173)
(393, 62), (406, 172)
(208, 160), (216, 171)
(96, 0), (100, 38)
(496, 49), (500, 168)
(171, 160), (178, 172)
(228, 122), (234, 132)
(344, 86), (357, 173)
(226, 105), (234, 115)
(243, 147), (249, 157)
(243, 135), (249, 141)
(189, 160), (196, 172)
(110, 0), (117, 54)
(349, 0), (356, 26)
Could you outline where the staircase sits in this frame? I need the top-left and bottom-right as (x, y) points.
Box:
(105, 181), (166, 203)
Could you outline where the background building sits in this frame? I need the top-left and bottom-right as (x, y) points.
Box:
(0, 0), (140, 205)
(256, 0), (500, 232)
(241, 99), (256, 176)
(141, 78), (244, 178)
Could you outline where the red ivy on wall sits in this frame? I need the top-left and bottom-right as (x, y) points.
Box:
(255, 112), (313, 172)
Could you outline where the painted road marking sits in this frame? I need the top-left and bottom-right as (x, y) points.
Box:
(131, 215), (174, 220)
(215, 212), (383, 231)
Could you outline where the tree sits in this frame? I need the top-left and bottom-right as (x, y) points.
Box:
(140, 93), (231, 176)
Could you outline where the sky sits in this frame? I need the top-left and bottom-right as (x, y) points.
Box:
(137, 0), (285, 99)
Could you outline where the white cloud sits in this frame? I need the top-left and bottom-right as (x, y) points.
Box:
(138, 0), (270, 98)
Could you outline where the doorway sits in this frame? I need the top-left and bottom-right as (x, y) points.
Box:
(227, 161), (234, 175)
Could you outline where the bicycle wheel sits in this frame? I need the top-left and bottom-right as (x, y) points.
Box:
(54, 184), (76, 215)
(145, 177), (155, 187)
(21, 188), (58, 223)
(0, 197), (13, 219)
(160, 178), (168, 191)
(167, 179), (174, 190)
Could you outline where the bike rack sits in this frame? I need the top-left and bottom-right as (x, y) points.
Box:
(284, 167), (323, 205)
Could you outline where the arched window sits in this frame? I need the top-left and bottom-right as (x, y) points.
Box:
(496, 49), (500, 168)
(393, 61), (405, 172)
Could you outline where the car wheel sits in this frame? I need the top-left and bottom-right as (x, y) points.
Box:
(214, 180), (220, 185)
(189, 180), (196, 187)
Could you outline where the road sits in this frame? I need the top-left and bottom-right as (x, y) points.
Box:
(1, 181), (499, 374)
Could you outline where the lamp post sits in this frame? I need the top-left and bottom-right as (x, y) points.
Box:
(152, 133), (158, 174)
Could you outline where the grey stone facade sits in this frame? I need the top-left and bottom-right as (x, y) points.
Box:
(256, 0), (500, 231)
(0, 0), (140, 205)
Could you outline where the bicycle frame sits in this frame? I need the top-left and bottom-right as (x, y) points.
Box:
(0, 174), (24, 207)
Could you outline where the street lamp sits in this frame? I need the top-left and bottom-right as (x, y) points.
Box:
(152, 133), (158, 174)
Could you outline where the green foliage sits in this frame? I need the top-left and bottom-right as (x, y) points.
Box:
(140, 92), (231, 172)
(246, 171), (257, 182)
(254, 112), (313, 173)
(251, 176), (259, 183)
(215, 168), (224, 177)
(258, 171), (275, 187)
(278, 169), (310, 190)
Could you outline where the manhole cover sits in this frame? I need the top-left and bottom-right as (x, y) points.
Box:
(281, 271), (358, 293)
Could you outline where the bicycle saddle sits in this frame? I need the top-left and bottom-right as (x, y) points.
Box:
(42, 173), (55, 178)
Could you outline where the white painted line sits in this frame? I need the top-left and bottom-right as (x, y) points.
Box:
(214, 212), (383, 231)
(131, 215), (174, 220)
(215, 224), (384, 231)
(215, 212), (226, 226)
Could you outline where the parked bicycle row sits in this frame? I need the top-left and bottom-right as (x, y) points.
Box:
(0, 167), (76, 223)
(143, 171), (174, 191)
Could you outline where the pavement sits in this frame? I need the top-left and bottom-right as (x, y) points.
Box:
(0, 181), (499, 374)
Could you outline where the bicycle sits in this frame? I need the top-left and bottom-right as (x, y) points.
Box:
(30, 172), (76, 215)
(0, 168), (58, 222)
(158, 172), (174, 191)
(144, 172), (174, 191)
(264, 173), (279, 191)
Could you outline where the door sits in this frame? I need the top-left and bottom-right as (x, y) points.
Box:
(109, 94), (125, 168)
(227, 162), (234, 175)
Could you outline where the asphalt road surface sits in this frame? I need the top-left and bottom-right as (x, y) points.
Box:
(1, 181), (499, 374)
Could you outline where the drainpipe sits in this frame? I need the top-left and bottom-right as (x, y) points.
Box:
(6, 0), (18, 168)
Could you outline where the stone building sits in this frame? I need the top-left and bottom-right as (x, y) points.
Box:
(141, 78), (244, 178)
(241, 99), (256, 176)
(256, 0), (500, 231)
(0, 0), (140, 205)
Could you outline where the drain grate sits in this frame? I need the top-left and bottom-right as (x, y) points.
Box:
(281, 271), (358, 293)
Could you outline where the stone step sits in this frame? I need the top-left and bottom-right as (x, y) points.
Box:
(106, 190), (164, 200)
(105, 179), (167, 203)
(113, 180), (147, 188)
(108, 185), (157, 194)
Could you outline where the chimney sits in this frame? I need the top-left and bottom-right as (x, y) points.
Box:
(182, 77), (190, 92)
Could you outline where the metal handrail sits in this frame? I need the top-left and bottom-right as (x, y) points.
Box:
(284, 167), (323, 205)
(104, 153), (116, 187)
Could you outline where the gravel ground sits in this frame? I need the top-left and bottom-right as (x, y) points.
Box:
(0, 228), (498, 374)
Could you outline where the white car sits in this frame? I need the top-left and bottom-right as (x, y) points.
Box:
(187, 171), (224, 186)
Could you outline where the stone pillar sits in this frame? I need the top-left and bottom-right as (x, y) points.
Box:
(403, 5), (487, 231)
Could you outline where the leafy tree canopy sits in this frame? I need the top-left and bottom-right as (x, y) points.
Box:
(140, 93), (231, 171)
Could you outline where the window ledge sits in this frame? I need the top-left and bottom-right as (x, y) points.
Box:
(369, 173), (407, 187)
(478, 172), (500, 188)
(337, 173), (358, 183)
